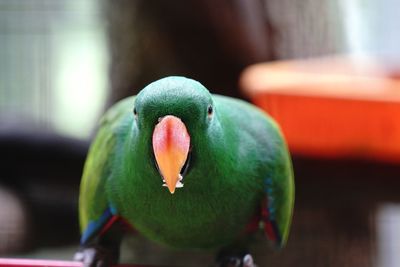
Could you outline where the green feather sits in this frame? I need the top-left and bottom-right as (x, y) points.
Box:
(79, 96), (135, 231)
(79, 76), (294, 250)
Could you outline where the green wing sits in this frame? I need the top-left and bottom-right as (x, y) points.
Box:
(79, 96), (135, 236)
(262, 122), (294, 248)
(214, 95), (294, 248)
(238, 101), (294, 248)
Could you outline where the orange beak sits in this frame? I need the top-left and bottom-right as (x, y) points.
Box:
(152, 115), (190, 194)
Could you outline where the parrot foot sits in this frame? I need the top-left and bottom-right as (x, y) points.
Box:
(216, 254), (257, 267)
(74, 246), (118, 267)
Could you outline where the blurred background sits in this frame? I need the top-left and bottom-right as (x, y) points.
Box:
(1, 0), (400, 266)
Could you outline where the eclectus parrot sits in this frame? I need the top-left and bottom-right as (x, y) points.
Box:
(74, 76), (294, 267)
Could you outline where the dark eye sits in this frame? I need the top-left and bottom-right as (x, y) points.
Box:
(207, 105), (213, 117)
(133, 107), (138, 118)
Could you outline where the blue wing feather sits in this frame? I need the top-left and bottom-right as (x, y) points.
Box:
(81, 206), (117, 245)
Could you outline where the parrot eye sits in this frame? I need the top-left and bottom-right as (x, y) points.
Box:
(133, 107), (138, 118)
(207, 105), (213, 118)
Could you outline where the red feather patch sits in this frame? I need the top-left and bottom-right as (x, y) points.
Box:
(261, 197), (281, 245)
(99, 216), (135, 236)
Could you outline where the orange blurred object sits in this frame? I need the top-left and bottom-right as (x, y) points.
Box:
(240, 56), (400, 163)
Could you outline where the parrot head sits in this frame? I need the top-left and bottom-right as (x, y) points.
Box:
(133, 76), (214, 194)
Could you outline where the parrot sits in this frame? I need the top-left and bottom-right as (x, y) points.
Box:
(73, 76), (294, 267)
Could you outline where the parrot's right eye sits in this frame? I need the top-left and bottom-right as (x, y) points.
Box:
(207, 104), (213, 119)
(133, 107), (138, 118)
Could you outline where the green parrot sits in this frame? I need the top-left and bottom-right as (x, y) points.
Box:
(74, 76), (294, 267)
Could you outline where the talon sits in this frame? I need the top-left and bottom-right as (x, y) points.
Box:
(216, 253), (257, 267)
(73, 251), (84, 261)
(74, 246), (117, 267)
(243, 254), (256, 267)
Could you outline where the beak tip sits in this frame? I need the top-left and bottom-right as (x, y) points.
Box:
(167, 185), (176, 194)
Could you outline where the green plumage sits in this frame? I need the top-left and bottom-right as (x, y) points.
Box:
(79, 76), (294, 251)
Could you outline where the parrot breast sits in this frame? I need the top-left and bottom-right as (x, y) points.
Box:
(123, 184), (260, 249)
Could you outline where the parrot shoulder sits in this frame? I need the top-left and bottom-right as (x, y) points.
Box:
(79, 96), (135, 241)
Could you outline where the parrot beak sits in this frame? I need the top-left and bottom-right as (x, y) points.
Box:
(152, 115), (190, 194)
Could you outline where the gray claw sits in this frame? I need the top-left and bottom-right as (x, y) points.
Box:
(216, 254), (257, 267)
(74, 247), (115, 267)
(243, 254), (256, 267)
